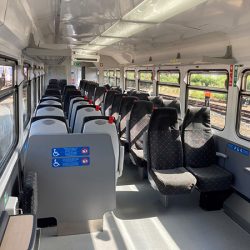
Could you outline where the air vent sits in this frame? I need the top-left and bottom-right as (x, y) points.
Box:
(75, 57), (98, 62)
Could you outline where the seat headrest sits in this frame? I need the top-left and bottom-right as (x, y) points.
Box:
(82, 116), (110, 132)
(150, 107), (178, 130)
(49, 79), (58, 84)
(31, 116), (66, 124)
(183, 107), (211, 130)
(37, 104), (62, 110)
(163, 100), (181, 114)
(149, 96), (164, 108)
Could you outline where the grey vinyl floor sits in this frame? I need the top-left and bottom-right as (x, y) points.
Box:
(40, 155), (250, 250)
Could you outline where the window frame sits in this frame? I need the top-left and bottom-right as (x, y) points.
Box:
(125, 70), (136, 90)
(104, 70), (109, 85)
(236, 70), (250, 141)
(157, 70), (181, 99)
(22, 80), (31, 128)
(0, 57), (18, 175)
(109, 70), (116, 86)
(116, 70), (120, 87)
(138, 70), (153, 93)
(187, 69), (229, 131)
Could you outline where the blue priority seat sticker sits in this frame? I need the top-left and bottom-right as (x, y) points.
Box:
(227, 143), (249, 156)
(52, 157), (90, 168)
(51, 147), (90, 157)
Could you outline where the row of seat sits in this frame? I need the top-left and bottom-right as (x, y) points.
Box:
(147, 107), (232, 197)
(36, 79), (233, 209)
(101, 88), (233, 209)
(30, 79), (125, 182)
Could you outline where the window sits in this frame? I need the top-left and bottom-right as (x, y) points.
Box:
(116, 70), (120, 86)
(139, 71), (153, 93)
(0, 59), (17, 171)
(104, 70), (109, 84)
(23, 64), (29, 79)
(157, 71), (180, 100)
(187, 70), (228, 130)
(237, 72), (250, 140)
(0, 65), (13, 90)
(109, 70), (116, 86)
(125, 70), (136, 89)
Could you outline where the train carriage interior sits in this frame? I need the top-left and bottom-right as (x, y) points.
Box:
(0, 0), (250, 249)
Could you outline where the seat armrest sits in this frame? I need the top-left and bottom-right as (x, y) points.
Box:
(244, 167), (250, 174)
(216, 152), (228, 159)
(118, 145), (124, 178)
(101, 103), (104, 115)
(108, 108), (112, 116)
(126, 119), (130, 142)
(143, 131), (148, 160)
(116, 115), (121, 129)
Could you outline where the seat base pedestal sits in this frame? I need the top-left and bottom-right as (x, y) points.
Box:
(160, 194), (169, 208)
(199, 190), (232, 211)
(138, 167), (147, 180)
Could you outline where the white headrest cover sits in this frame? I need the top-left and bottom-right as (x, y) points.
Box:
(30, 119), (67, 136)
(36, 107), (64, 117)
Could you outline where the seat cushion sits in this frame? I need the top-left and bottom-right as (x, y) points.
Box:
(130, 147), (146, 168)
(187, 164), (232, 192)
(150, 168), (196, 195)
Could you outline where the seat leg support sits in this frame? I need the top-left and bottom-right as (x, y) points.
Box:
(160, 194), (169, 208)
(138, 167), (147, 180)
(199, 189), (232, 211)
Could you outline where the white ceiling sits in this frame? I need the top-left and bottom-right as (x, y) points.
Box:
(26, 0), (250, 64)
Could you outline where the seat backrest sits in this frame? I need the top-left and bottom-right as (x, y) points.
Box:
(73, 105), (101, 133)
(132, 92), (149, 101)
(87, 83), (98, 101)
(68, 97), (85, 122)
(69, 100), (89, 128)
(47, 85), (60, 90)
(104, 90), (119, 116)
(147, 108), (182, 171)
(126, 89), (137, 96)
(149, 96), (164, 108)
(103, 84), (111, 91)
(163, 99), (181, 116)
(63, 90), (82, 115)
(181, 107), (216, 168)
(79, 80), (87, 90)
(42, 95), (61, 100)
(84, 82), (90, 97)
(110, 94), (127, 120)
(45, 89), (61, 97)
(81, 116), (109, 132)
(49, 79), (58, 85)
(30, 118), (68, 136)
(94, 86), (106, 105)
(129, 100), (153, 150)
(36, 106), (64, 117)
(40, 100), (61, 106)
(41, 96), (61, 101)
(118, 96), (138, 138)
(37, 104), (62, 110)
(83, 117), (119, 173)
(111, 87), (122, 93)
(59, 79), (67, 91)
(62, 85), (76, 97)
